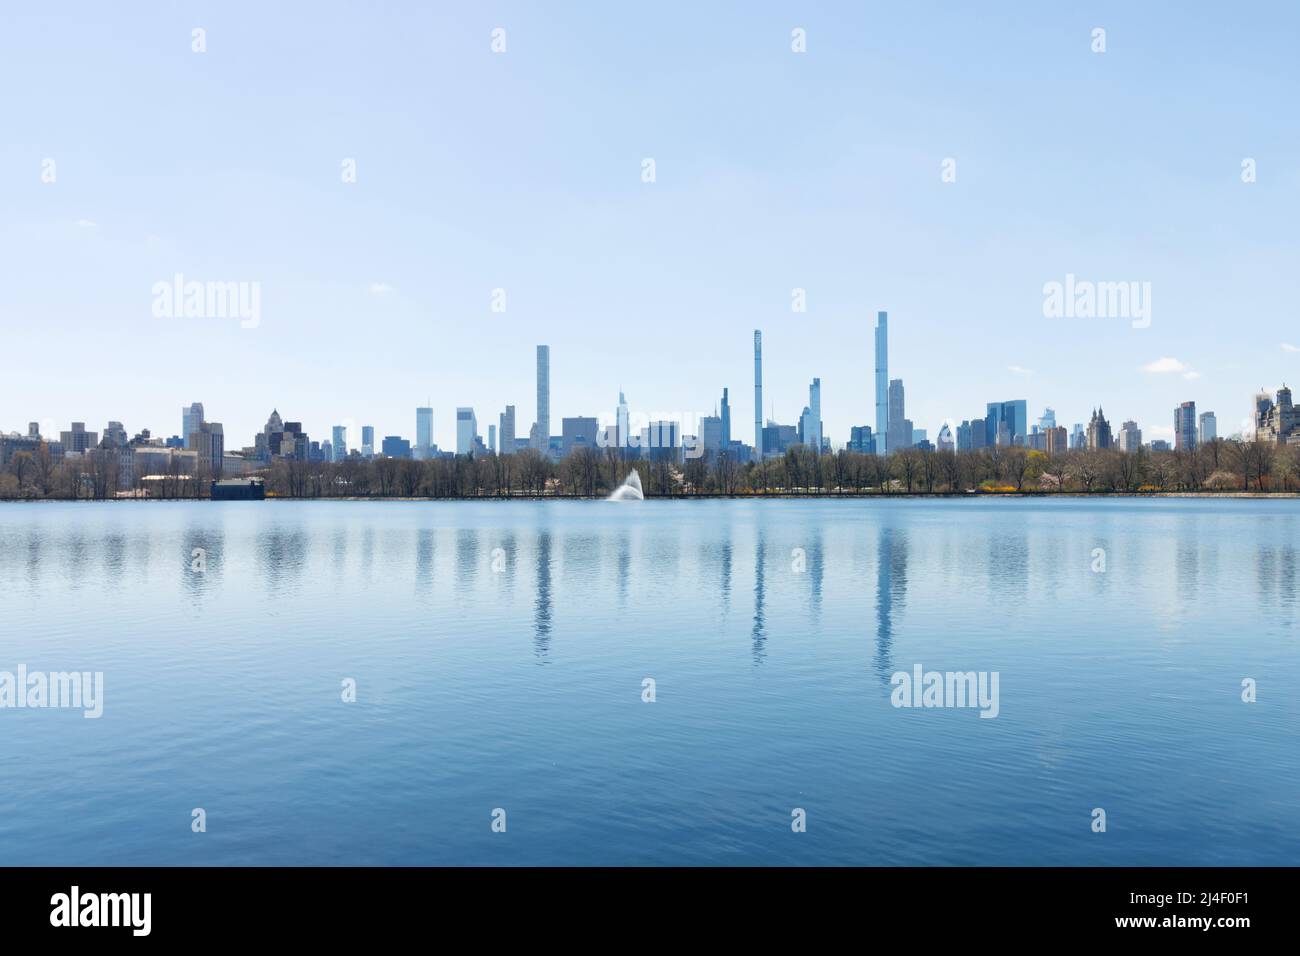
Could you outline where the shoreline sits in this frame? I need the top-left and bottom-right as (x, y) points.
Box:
(5, 491), (1300, 503)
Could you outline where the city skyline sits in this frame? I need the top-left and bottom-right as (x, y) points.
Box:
(6, 320), (1282, 463)
(3, 5), (1297, 452)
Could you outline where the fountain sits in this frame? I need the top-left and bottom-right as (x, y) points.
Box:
(607, 470), (644, 501)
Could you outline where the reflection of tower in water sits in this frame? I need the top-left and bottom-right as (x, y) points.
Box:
(534, 531), (552, 660)
(752, 530), (767, 664)
(875, 525), (908, 685)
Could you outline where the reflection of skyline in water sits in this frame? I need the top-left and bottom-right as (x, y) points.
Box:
(875, 524), (907, 686)
(534, 531), (552, 661)
(1, 501), (1298, 866)
(751, 529), (766, 664)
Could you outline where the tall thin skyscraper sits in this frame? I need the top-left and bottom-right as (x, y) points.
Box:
(488, 423), (496, 455)
(616, 390), (630, 449)
(808, 377), (822, 452)
(332, 425), (347, 461)
(416, 406), (433, 458)
(1175, 401), (1198, 451)
(874, 312), (888, 455)
(183, 402), (204, 449)
(753, 331), (763, 458)
(534, 345), (550, 452)
(720, 387), (731, 446)
(361, 425), (375, 458)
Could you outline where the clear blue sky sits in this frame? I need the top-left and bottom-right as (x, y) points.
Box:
(2, 1), (1297, 450)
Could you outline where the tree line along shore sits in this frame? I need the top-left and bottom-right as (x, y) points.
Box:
(2, 438), (1296, 500)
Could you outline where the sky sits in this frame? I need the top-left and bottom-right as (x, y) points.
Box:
(2, 1), (1298, 451)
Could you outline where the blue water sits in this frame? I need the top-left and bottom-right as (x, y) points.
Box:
(0, 499), (1296, 866)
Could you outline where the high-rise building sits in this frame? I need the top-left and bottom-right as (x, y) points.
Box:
(182, 403), (204, 450)
(381, 436), (411, 458)
(1255, 386), (1299, 444)
(500, 405), (516, 456)
(59, 422), (98, 454)
(416, 406), (433, 459)
(874, 311), (888, 455)
(561, 417), (598, 457)
(700, 415), (723, 456)
(361, 425), (375, 458)
(986, 401), (1028, 447)
(807, 378), (822, 453)
(1198, 411), (1216, 446)
(191, 421), (224, 476)
(1086, 408), (1112, 450)
(887, 379), (912, 452)
(798, 406), (815, 448)
(332, 425), (347, 461)
(720, 387), (731, 446)
(1037, 407), (1057, 432)
(534, 345), (550, 452)
(456, 408), (478, 456)
(644, 420), (680, 463)
(1174, 401), (1197, 452)
(1046, 425), (1069, 456)
(753, 331), (763, 458)
(761, 421), (798, 459)
(102, 421), (127, 449)
(1070, 423), (1086, 450)
(488, 424), (497, 454)
(1118, 420), (1142, 452)
(848, 425), (875, 454)
(936, 423), (954, 452)
(614, 390), (630, 451)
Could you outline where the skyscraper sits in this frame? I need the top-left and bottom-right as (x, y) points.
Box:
(182, 403), (204, 450)
(416, 406), (433, 459)
(1118, 420), (1143, 452)
(1174, 401), (1197, 451)
(887, 378), (912, 452)
(986, 400), (1028, 447)
(456, 408), (477, 456)
(874, 312), (888, 455)
(534, 345), (550, 452)
(488, 424), (497, 455)
(1087, 408), (1112, 450)
(500, 405), (516, 455)
(720, 387), (731, 446)
(807, 378), (822, 453)
(332, 425), (347, 461)
(616, 390), (630, 450)
(1198, 411), (1217, 445)
(753, 330), (763, 458)
(361, 425), (375, 458)
(192, 421), (224, 476)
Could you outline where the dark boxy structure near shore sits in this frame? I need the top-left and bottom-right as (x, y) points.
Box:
(210, 477), (265, 501)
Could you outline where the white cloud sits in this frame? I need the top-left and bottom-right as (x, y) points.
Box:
(75, 219), (97, 228)
(1282, 343), (1300, 353)
(1141, 356), (1188, 374)
(1007, 365), (1034, 376)
(369, 282), (394, 296)
(1183, 371), (1201, 380)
